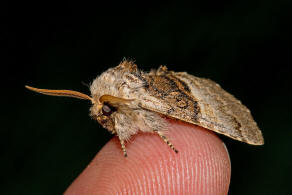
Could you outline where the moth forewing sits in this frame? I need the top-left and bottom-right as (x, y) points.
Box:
(140, 71), (264, 146)
(174, 73), (264, 145)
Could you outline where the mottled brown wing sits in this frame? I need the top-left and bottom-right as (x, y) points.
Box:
(140, 69), (264, 145)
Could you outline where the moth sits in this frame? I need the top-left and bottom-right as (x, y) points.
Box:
(26, 60), (264, 156)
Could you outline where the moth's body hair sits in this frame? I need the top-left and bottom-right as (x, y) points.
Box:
(90, 61), (168, 144)
(26, 59), (264, 157)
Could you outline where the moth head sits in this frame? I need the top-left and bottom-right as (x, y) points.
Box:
(25, 85), (133, 133)
(90, 95), (133, 133)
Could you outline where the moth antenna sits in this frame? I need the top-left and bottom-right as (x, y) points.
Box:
(25, 85), (93, 102)
(99, 95), (133, 104)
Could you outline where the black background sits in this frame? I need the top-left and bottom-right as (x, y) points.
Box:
(1, 1), (291, 194)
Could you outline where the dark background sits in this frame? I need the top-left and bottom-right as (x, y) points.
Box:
(1, 1), (291, 194)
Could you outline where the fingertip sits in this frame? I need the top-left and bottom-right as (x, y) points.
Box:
(65, 121), (231, 194)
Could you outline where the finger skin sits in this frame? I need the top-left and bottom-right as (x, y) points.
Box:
(65, 120), (231, 195)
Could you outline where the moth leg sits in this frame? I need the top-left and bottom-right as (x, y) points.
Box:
(154, 130), (178, 153)
(109, 130), (115, 134)
(118, 137), (128, 157)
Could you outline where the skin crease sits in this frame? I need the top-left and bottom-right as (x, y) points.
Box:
(65, 120), (231, 195)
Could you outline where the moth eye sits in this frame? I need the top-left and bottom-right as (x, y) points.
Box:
(102, 103), (115, 116)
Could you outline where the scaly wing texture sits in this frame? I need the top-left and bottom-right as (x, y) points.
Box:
(140, 67), (264, 145)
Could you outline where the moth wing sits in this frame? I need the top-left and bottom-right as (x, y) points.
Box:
(140, 71), (264, 145)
